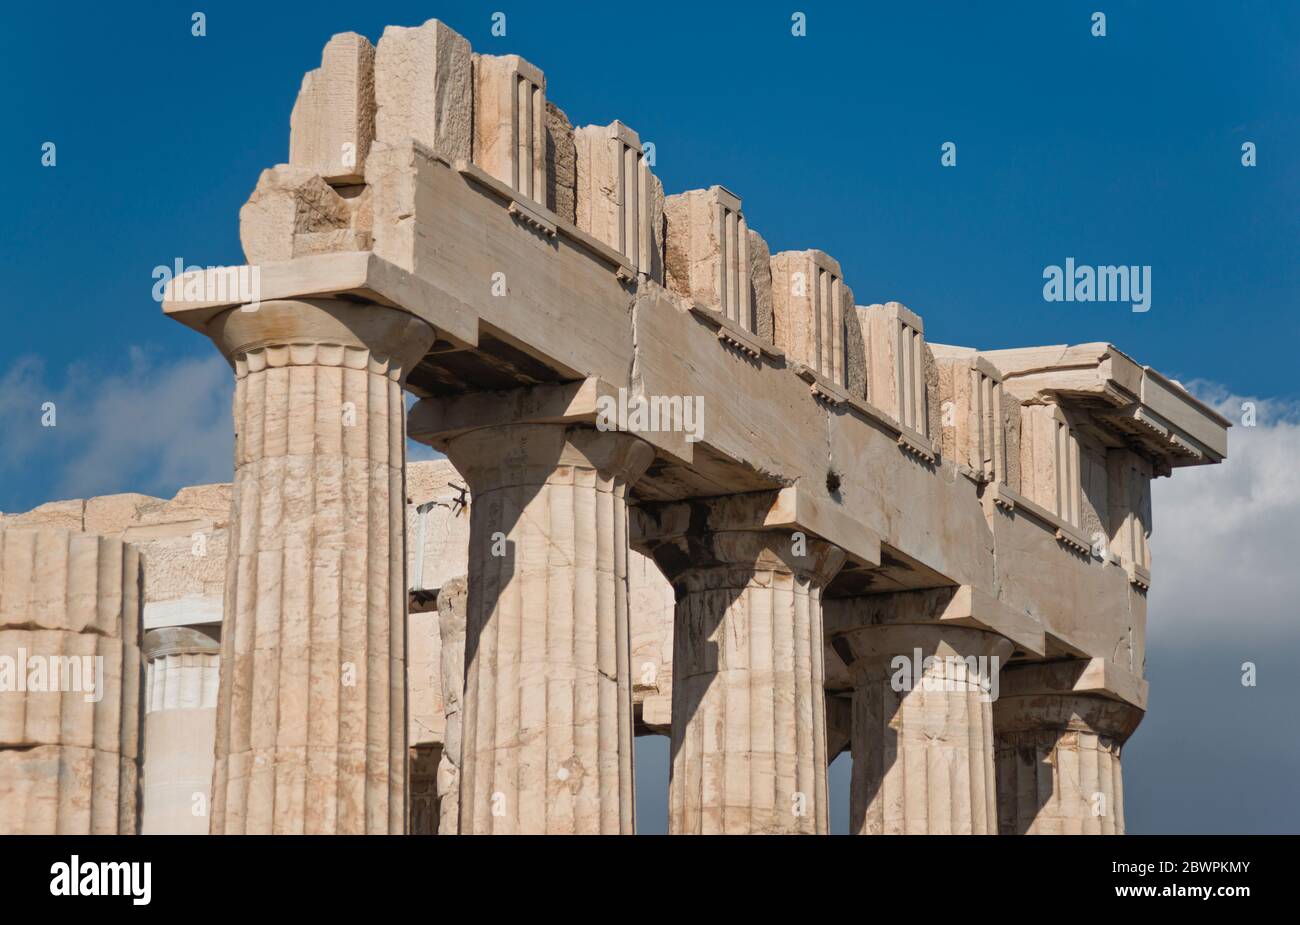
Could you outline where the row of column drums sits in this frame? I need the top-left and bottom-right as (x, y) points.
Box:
(0, 512), (1138, 835)
(439, 424), (1140, 835)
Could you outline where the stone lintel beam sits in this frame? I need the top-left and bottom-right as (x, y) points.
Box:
(824, 585), (1045, 658)
(633, 485), (881, 572)
(408, 378), (693, 466)
(162, 250), (478, 351)
(453, 156), (639, 280)
(141, 625), (220, 662)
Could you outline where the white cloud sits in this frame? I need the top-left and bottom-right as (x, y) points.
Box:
(1, 350), (444, 511)
(0, 349), (233, 506)
(1129, 384), (1300, 833)
(1148, 383), (1300, 645)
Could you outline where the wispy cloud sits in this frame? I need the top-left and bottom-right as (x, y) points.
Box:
(1149, 384), (1300, 644)
(0, 350), (446, 513)
(1128, 382), (1300, 833)
(0, 348), (233, 510)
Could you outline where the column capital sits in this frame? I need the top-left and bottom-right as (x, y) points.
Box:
(994, 694), (1143, 743)
(994, 661), (1142, 834)
(634, 491), (848, 587)
(202, 298), (435, 378)
(846, 619), (1009, 835)
(838, 621), (1014, 682)
(443, 422), (655, 494)
(995, 660), (1144, 742)
(142, 626), (220, 662)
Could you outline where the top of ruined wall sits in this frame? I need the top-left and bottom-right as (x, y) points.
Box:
(1, 459), (479, 632)
(2, 485), (231, 631)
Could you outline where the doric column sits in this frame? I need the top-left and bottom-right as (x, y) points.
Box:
(994, 661), (1144, 834)
(196, 298), (434, 834)
(639, 494), (846, 835)
(443, 424), (654, 834)
(435, 575), (467, 835)
(141, 627), (220, 834)
(0, 529), (142, 834)
(842, 623), (1012, 835)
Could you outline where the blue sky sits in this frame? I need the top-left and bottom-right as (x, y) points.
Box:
(4, 1), (1298, 833)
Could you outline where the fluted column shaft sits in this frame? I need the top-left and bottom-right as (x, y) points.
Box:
(993, 663), (1143, 834)
(141, 627), (220, 834)
(845, 624), (1012, 834)
(0, 529), (141, 834)
(435, 575), (467, 835)
(445, 424), (654, 834)
(202, 298), (434, 834)
(640, 495), (846, 835)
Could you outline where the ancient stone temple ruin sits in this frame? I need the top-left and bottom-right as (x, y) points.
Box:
(0, 19), (1228, 835)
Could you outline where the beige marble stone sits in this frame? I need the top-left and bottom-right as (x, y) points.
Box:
(545, 102), (577, 223)
(771, 250), (866, 394)
(0, 529), (141, 834)
(933, 351), (1009, 483)
(1, 499), (85, 531)
(665, 187), (755, 333)
(575, 120), (665, 280)
(444, 424), (653, 834)
(1020, 402), (1082, 527)
(239, 165), (366, 265)
(474, 54), (547, 202)
(408, 608), (443, 749)
(994, 661), (1143, 834)
(747, 228), (775, 345)
(838, 622), (1013, 835)
(140, 627), (220, 835)
(860, 302), (931, 434)
(435, 576), (467, 835)
(628, 550), (674, 734)
(374, 19), (472, 162)
(192, 299), (434, 834)
(406, 459), (470, 594)
(290, 32), (376, 185)
(638, 494), (846, 834)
